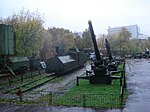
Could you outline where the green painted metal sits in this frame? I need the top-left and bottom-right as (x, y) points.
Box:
(0, 24), (15, 55)
(9, 57), (29, 71)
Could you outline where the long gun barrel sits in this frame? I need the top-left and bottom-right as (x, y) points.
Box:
(105, 39), (113, 61)
(88, 20), (101, 61)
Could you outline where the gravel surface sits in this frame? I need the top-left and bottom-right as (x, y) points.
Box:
(0, 103), (122, 112)
(31, 64), (91, 92)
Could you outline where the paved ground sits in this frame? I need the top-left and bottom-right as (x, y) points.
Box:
(123, 59), (150, 112)
(1, 59), (150, 112)
(0, 103), (122, 112)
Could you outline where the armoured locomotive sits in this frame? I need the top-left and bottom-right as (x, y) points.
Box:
(46, 48), (87, 74)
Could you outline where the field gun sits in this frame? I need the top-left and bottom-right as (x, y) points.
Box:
(87, 20), (112, 84)
(76, 20), (124, 85)
(105, 39), (117, 71)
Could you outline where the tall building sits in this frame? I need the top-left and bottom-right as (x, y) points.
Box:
(108, 25), (139, 39)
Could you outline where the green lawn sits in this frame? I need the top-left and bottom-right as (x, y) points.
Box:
(36, 63), (126, 108)
(69, 80), (120, 94)
(54, 79), (123, 108)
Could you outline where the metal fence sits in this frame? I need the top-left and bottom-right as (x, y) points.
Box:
(0, 91), (125, 108)
(0, 60), (126, 108)
(52, 92), (122, 108)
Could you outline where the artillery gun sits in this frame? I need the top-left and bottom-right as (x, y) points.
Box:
(105, 38), (118, 71)
(88, 20), (112, 84)
(77, 20), (123, 85)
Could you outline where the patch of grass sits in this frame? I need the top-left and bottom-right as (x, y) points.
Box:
(55, 79), (122, 108)
(69, 80), (120, 94)
(33, 69), (127, 108)
(36, 76), (126, 108)
(118, 62), (125, 71)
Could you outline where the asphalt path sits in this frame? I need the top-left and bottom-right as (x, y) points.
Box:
(123, 59), (150, 112)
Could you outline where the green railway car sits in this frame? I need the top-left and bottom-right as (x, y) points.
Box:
(0, 24), (15, 56)
(46, 55), (77, 74)
(9, 57), (29, 73)
(46, 50), (87, 75)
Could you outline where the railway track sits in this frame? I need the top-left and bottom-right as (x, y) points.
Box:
(0, 71), (45, 88)
(0, 71), (56, 94)
(0, 64), (90, 100)
(3, 74), (57, 94)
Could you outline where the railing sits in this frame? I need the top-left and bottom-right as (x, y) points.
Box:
(0, 91), (124, 108)
(0, 69), (45, 87)
(120, 59), (127, 105)
(0, 60), (127, 108)
(53, 93), (121, 108)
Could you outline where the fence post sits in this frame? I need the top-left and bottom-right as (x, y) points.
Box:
(120, 73), (123, 87)
(123, 71), (127, 88)
(16, 88), (22, 102)
(121, 87), (124, 105)
(8, 78), (11, 86)
(119, 59), (126, 106)
(31, 72), (33, 79)
(76, 76), (79, 86)
(82, 94), (86, 107)
(39, 69), (41, 76)
(49, 92), (52, 105)
(21, 74), (23, 84)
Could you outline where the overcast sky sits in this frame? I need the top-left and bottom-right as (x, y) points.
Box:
(1, 0), (150, 35)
